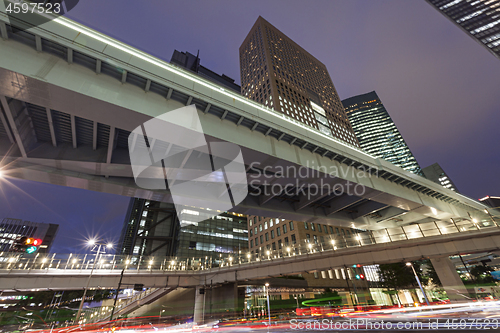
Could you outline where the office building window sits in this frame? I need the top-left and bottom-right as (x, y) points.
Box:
(265, 221), (268, 230)
(323, 225), (328, 234)
(329, 226), (334, 234)
(313, 235), (318, 244)
(278, 239), (282, 249)
(259, 224), (263, 232)
(271, 230), (275, 239)
(260, 235), (263, 243)
(304, 222), (309, 230)
(306, 234), (311, 242)
(250, 240), (253, 247)
(291, 234), (296, 244)
(289, 221), (294, 230)
(283, 224), (287, 233)
(277, 227), (281, 236)
(272, 242), (276, 250)
(311, 223), (315, 231)
(284, 237), (289, 245)
(255, 238), (258, 246)
(265, 233), (269, 241)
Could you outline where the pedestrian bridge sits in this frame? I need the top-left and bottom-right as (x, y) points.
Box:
(1, 217), (499, 291)
(0, 8), (493, 230)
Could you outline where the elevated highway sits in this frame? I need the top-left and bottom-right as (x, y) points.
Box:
(1, 221), (499, 292)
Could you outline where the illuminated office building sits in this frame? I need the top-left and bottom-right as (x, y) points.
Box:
(342, 91), (422, 175)
(118, 199), (248, 259)
(426, 0), (500, 60)
(239, 16), (359, 146)
(422, 162), (459, 192)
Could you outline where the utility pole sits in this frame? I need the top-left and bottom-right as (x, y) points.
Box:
(109, 268), (125, 321)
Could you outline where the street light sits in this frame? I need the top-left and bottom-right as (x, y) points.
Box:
(76, 240), (113, 322)
(294, 296), (299, 308)
(264, 283), (271, 327)
(406, 262), (430, 306)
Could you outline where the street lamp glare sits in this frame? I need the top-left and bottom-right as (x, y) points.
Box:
(406, 262), (412, 266)
(106, 243), (113, 248)
(265, 282), (269, 287)
(88, 239), (96, 246)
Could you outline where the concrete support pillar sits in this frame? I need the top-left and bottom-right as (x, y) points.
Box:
(430, 257), (469, 302)
(193, 286), (204, 325)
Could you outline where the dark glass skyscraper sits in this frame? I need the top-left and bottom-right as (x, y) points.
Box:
(118, 199), (248, 260)
(342, 91), (422, 175)
(422, 162), (459, 192)
(426, 0), (500, 60)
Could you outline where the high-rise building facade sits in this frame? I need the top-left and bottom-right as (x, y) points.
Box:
(247, 215), (361, 256)
(239, 17), (359, 146)
(0, 218), (58, 253)
(342, 91), (422, 175)
(118, 199), (248, 260)
(118, 199), (179, 257)
(426, 0), (500, 60)
(422, 162), (459, 192)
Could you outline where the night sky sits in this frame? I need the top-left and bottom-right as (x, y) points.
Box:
(1, 0), (499, 253)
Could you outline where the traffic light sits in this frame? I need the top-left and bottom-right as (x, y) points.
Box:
(12, 237), (42, 253)
(355, 274), (365, 280)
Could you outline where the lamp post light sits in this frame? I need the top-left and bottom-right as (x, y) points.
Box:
(294, 296), (299, 308)
(406, 262), (430, 306)
(75, 240), (113, 322)
(264, 283), (271, 327)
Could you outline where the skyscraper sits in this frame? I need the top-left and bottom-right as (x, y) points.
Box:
(342, 91), (422, 175)
(118, 198), (248, 260)
(422, 162), (459, 192)
(170, 50), (241, 93)
(239, 17), (359, 146)
(426, 0), (500, 60)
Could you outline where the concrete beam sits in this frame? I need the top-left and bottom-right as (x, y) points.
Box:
(145, 79), (151, 92)
(45, 107), (57, 147)
(0, 102), (14, 143)
(106, 126), (115, 164)
(92, 121), (97, 150)
(96, 59), (102, 74)
(35, 35), (42, 52)
(325, 195), (362, 216)
(166, 88), (173, 99)
(0, 96), (27, 157)
(430, 257), (470, 302)
(0, 21), (7, 40)
(121, 70), (127, 83)
(204, 103), (211, 114)
(67, 48), (73, 64)
(70, 114), (77, 148)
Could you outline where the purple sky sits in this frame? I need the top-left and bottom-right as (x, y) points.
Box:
(1, 0), (499, 253)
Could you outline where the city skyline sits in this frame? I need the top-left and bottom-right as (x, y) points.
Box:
(0, 0), (499, 254)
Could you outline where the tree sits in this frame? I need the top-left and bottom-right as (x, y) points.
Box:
(414, 259), (441, 286)
(470, 265), (495, 284)
(378, 263), (415, 305)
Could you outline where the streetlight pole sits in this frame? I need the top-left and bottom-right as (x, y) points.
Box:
(265, 283), (271, 327)
(406, 262), (430, 306)
(76, 240), (113, 322)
